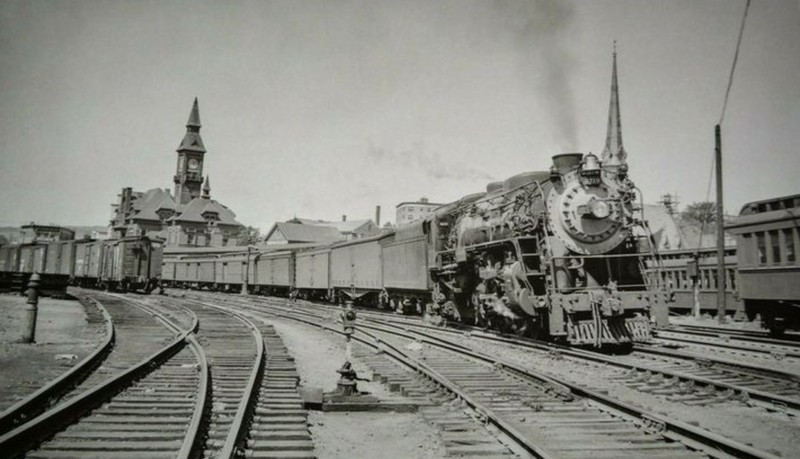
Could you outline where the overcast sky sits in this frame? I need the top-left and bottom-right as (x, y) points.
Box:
(1, 0), (798, 231)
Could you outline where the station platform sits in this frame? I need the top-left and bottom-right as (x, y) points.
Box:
(0, 294), (105, 412)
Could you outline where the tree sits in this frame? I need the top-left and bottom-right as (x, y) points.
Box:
(680, 202), (718, 228)
(236, 226), (261, 246)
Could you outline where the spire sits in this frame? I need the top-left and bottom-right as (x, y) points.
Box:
(177, 98), (206, 153)
(187, 97), (201, 129)
(601, 43), (627, 168)
(202, 175), (211, 199)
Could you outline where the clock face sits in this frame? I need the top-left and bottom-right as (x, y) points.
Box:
(188, 158), (200, 170)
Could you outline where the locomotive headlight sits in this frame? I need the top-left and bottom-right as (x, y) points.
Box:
(591, 200), (611, 219)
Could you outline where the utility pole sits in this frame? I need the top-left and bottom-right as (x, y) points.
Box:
(242, 246), (251, 295)
(715, 125), (726, 323)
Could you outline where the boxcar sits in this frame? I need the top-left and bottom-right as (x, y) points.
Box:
(252, 250), (294, 295)
(216, 252), (248, 291)
(295, 247), (331, 299)
(727, 194), (800, 335)
(100, 236), (162, 291)
(330, 234), (388, 302)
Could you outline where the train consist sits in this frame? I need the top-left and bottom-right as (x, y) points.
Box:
(0, 235), (163, 294)
(164, 152), (672, 347)
(727, 194), (800, 336)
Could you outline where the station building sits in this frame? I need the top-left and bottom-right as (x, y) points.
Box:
(109, 99), (243, 246)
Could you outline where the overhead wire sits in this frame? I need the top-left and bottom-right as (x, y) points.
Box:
(696, 0), (751, 250)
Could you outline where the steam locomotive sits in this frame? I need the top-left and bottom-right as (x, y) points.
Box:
(428, 152), (669, 345)
(164, 152), (671, 347)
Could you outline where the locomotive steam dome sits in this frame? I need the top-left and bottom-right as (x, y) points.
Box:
(546, 153), (631, 255)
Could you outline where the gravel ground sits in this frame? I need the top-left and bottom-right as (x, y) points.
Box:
(254, 315), (447, 459)
(0, 294), (105, 411)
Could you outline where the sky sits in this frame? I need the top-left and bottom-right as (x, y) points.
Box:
(1, 0), (798, 231)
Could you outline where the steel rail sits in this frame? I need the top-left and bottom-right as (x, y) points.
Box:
(199, 301), (266, 459)
(653, 331), (800, 359)
(364, 320), (778, 459)
(254, 294), (800, 413)
(354, 311), (800, 415)
(203, 296), (559, 459)
(0, 330), (191, 457)
(0, 296), (114, 434)
(121, 295), (209, 459)
(667, 324), (800, 347)
(228, 295), (780, 459)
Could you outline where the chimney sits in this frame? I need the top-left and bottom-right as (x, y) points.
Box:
(342, 215), (347, 222)
(420, 197), (429, 203)
(375, 205), (381, 227)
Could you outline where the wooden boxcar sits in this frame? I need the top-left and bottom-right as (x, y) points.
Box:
(100, 236), (162, 291)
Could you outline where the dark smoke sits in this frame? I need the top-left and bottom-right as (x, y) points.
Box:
(486, 0), (577, 148)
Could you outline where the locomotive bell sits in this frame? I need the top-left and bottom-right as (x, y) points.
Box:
(579, 153), (602, 186)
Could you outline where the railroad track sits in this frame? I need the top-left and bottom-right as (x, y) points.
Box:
(0, 293), (208, 458)
(193, 292), (779, 459)
(155, 295), (317, 459)
(191, 291), (800, 415)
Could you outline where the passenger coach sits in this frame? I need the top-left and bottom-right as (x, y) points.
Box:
(727, 194), (800, 335)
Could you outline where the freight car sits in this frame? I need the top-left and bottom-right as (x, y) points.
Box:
(726, 194), (800, 336)
(0, 235), (162, 294)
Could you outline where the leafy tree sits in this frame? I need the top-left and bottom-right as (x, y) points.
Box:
(680, 202), (718, 228)
(236, 226), (261, 246)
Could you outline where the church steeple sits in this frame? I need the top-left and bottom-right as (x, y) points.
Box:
(174, 98), (207, 204)
(601, 43), (627, 168)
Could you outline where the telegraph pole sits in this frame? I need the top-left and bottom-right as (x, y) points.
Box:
(715, 125), (726, 323)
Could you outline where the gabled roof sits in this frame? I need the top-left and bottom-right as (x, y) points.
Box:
(130, 188), (177, 222)
(264, 222), (343, 244)
(288, 217), (374, 234)
(178, 132), (206, 153)
(172, 197), (241, 226)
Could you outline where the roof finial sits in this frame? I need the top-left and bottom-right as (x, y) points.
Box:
(202, 175), (211, 199)
(601, 44), (627, 168)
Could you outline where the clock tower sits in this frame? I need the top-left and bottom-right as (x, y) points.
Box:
(174, 98), (207, 204)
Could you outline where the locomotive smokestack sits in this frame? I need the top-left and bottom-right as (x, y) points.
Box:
(375, 205), (381, 227)
(342, 215), (347, 222)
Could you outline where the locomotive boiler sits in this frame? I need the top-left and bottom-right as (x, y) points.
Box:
(429, 152), (670, 346)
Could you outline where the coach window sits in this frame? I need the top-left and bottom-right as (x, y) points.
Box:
(783, 228), (796, 264)
(769, 230), (781, 265)
(756, 232), (767, 265)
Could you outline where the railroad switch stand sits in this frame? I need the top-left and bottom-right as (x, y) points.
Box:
(335, 361), (368, 396)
